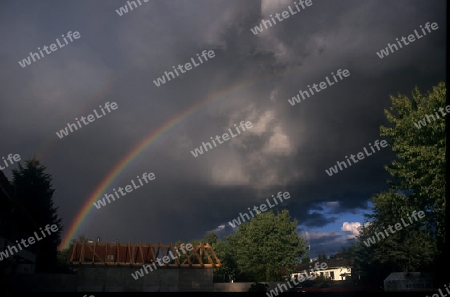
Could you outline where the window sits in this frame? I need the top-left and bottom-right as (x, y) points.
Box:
(106, 254), (115, 262)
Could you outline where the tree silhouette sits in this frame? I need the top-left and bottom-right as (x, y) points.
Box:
(12, 157), (62, 273)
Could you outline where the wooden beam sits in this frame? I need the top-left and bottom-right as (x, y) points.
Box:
(69, 241), (75, 263)
(68, 241), (221, 267)
(116, 241), (119, 264)
(81, 240), (85, 264)
(139, 243), (144, 264)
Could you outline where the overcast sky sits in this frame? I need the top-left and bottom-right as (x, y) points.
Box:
(0, 0), (446, 258)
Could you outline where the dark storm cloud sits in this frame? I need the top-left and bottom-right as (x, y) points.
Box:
(300, 229), (356, 257)
(0, 0), (445, 259)
(326, 191), (374, 214)
(298, 212), (338, 228)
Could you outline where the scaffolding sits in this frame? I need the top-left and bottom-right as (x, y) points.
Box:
(68, 240), (221, 268)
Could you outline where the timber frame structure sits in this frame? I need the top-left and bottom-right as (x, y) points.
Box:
(68, 241), (221, 268)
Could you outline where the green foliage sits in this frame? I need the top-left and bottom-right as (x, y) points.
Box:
(69, 234), (87, 247)
(355, 191), (438, 272)
(301, 254), (310, 264)
(203, 232), (219, 246)
(56, 248), (70, 264)
(354, 82), (446, 284)
(172, 240), (195, 265)
(213, 237), (239, 282)
(340, 244), (356, 260)
(317, 253), (327, 261)
(226, 210), (307, 281)
(12, 157), (63, 273)
(380, 82), (446, 245)
(56, 248), (72, 273)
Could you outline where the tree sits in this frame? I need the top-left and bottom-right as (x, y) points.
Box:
(71, 234), (87, 245)
(198, 232), (234, 283)
(57, 234), (89, 273)
(226, 210), (307, 281)
(354, 190), (438, 287)
(340, 244), (356, 260)
(212, 236), (240, 282)
(380, 82), (446, 246)
(203, 232), (219, 246)
(12, 157), (62, 273)
(174, 232), (232, 282)
(301, 254), (310, 264)
(354, 82), (446, 285)
(365, 191), (436, 269)
(56, 248), (72, 273)
(317, 253), (327, 261)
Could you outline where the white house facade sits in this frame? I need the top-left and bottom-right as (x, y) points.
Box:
(290, 258), (353, 281)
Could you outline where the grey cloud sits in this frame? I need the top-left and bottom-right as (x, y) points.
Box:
(0, 0), (445, 259)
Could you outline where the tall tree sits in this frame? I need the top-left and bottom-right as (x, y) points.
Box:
(380, 82), (446, 246)
(227, 210), (307, 281)
(12, 157), (62, 273)
(354, 82), (446, 285)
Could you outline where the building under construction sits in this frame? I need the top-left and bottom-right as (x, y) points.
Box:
(67, 240), (222, 292)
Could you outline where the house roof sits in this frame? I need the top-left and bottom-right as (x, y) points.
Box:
(69, 240), (222, 268)
(293, 258), (352, 272)
(278, 258), (353, 276)
(384, 272), (433, 281)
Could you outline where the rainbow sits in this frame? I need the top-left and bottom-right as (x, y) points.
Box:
(60, 78), (264, 250)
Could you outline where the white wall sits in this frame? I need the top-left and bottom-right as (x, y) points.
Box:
(290, 266), (351, 281)
(320, 267), (351, 280)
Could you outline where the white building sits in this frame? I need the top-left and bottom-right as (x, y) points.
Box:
(318, 266), (351, 281)
(290, 258), (353, 281)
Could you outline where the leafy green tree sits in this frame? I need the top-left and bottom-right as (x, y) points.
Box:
(227, 210), (307, 281)
(354, 190), (438, 286)
(354, 82), (446, 285)
(364, 191), (436, 269)
(12, 157), (62, 273)
(380, 82), (446, 246)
